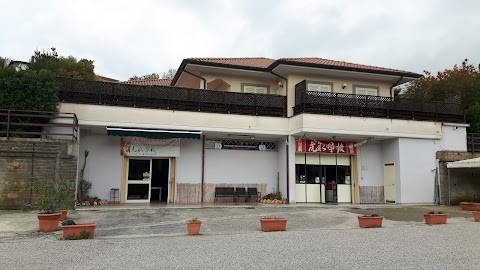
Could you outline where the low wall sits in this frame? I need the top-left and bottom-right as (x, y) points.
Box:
(0, 139), (78, 210)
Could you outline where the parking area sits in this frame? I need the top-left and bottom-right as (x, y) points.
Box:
(0, 204), (474, 240)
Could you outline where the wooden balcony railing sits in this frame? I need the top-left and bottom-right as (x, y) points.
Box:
(293, 80), (465, 123)
(0, 109), (78, 141)
(57, 77), (287, 117)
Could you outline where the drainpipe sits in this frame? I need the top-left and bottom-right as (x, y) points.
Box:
(201, 135), (205, 203)
(270, 71), (290, 202)
(270, 71), (288, 117)
(447, 168), (451, 206)
(390, 76), (404, 98)
(183, 69), (207, 89)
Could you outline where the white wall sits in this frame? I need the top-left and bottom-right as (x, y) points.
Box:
(440, 125), (467, 151)
(176, 139), (203, 184)
(79, 128), (122, 201)
(398, 138), (437, 204)
(204, 149), (279, 194)
(357, 142), (384, 186)
(382, 139), (401, 202)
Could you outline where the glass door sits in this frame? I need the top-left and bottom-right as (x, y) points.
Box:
(126, 158), (152, 203)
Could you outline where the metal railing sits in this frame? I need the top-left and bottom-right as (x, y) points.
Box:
(467, 133), (480, 153)
(0, 109), (78, 141)
(57, 77), (287, 117)
(293, 80), (465, 123)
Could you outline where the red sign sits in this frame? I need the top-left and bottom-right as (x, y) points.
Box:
(295, 139), (356, 154)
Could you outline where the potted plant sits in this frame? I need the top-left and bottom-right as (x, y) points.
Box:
(55, 180), (76, 221)
(424, 211), (448, 225)
(357, 214), (384, 228)
(186, 218), (202, 235)
(143, 172), (150, 181)
(460, 202), (480, 211)
(472, 210), (480, 222)
(61, 220), (96, 239)
(259, 217), (287, 232)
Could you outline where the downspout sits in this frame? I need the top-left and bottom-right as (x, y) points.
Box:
(390, 76), (404, 98)
(270, 71), (290, 203)
(201, 135), (205, 203)
(447, 168), (451, 206)
(183, 69), (207, 89)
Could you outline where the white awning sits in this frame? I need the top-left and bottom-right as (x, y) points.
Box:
(447, 157), (480, 169)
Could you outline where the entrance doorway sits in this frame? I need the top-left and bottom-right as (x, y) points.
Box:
(384, 163), (396, 203)
(150, 159), (169, 202)
(295, 153), (352, 204)
(125, 158), (170, 203)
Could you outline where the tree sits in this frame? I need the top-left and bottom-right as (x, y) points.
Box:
(402, 59), (480, 108)
(129, 73), (160, 81)
(128, 68), (177, 81)
(0, 67), (59, 135)
(162, 68), (177, 80)
(29, 47), (96, 80)
(0, 57), (5, 69)
(401, 59), (480, 132)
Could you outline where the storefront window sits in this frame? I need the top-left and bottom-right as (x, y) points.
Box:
(296, 164), (306, 184)
(337, 166), (351, 184)
(306, 165), (321, 184)
(128, 159), (150, 180)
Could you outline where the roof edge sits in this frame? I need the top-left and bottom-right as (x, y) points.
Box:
(172, 58), (423, 85)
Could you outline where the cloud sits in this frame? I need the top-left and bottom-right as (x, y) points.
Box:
(1, 0), (479, 80)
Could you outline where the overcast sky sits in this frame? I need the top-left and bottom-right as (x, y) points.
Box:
(1, 0), (479, 80)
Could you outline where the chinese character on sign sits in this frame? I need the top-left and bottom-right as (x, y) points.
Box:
(308, 141), (317, 152)
(337, 143), (345, 153)
(326, 142), (335, 153)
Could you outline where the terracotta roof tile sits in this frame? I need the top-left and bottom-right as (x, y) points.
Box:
(123, 79), (172, 86)
(188, 57), (275, 69)
(279, 57), (417, 76)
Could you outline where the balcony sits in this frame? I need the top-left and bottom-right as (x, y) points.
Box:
(57, 77), (287, 117)
(293, 80), (464, 123)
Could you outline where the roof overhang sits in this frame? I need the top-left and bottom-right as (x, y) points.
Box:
(272, 64), (419, 84)
(106, 127), (202, 139)
(447, 157), (480, 169)
(172, 58), (423, 86)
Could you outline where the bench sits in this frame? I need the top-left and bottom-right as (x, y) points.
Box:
(214, 187), (235, 202)
(247, 187), (261, 202)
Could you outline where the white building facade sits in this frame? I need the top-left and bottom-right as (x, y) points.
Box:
(55, 57), (467, 204)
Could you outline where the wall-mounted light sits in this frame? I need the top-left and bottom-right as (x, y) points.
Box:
(342, 83), (347, 89)
(278, 81), (284, 88)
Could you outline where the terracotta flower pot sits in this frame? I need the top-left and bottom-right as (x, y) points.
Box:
(259, 218), (287, 232)
(472, 211), (480, 222)
(186, 220), (202, 235)
(37, 213), (61, 232)
(357, 216), (384, 228)
(55, 210), (68, 221)
(460, 202), (476, 211)
(62, 223), (96, 239)
(424, 214), (448, 225)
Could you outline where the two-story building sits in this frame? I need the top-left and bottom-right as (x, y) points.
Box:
(55, 57), (467, 205)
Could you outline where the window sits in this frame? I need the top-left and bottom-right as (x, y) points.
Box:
(354, 85), (378, 96)
(241, 83), (269, 94)
(307, 81), (333, 92)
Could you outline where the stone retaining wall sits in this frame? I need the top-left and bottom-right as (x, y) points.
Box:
(0, 139), (78, 210)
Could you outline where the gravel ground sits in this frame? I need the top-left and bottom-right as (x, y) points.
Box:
(0, 205), (474, 240)
(1, 222), (479, 269)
